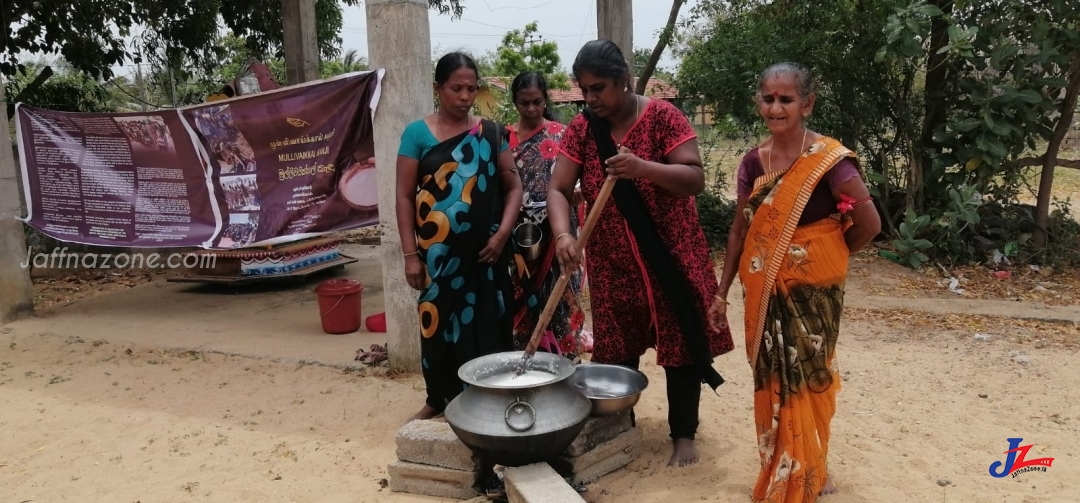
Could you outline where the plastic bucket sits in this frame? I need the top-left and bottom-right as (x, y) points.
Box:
(315, 278), (363, 334)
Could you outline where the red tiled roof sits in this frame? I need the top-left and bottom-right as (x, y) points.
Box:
(484, 76), (679, 103)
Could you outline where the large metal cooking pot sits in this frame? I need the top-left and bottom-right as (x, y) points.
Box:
(444, 351), (592, 467)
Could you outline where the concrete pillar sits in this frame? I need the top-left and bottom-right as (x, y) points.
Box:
(0, 85), (35, 323)
(366, 0), (432, 373)
(282, 0), (321, 85)
(596, 0), (634, 82)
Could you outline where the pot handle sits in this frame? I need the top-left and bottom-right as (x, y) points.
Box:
(504, 398), (536, 432)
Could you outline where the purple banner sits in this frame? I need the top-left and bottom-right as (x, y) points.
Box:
(14, 70), (383, 249)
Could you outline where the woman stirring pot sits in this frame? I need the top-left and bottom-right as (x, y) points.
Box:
(547, 40), (734, 468)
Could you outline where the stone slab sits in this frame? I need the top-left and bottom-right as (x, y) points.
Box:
(395, 419), (481, 471)
(505, 462), (587, 503)
(560, 427), (642, 485)
(562, 411), (633, 457)
(387, 460), (480, 500)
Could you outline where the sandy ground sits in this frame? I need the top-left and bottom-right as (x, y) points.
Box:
(1, 243), (1078, 503)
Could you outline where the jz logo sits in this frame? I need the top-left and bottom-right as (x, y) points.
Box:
(988, 438), (1054, 478)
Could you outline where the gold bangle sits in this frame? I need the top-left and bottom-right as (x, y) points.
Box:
(403, 251), (418, 257)
(713, 295), (729, 305)
(554, 233), (573, 243)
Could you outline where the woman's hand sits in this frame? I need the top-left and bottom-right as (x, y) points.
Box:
(604, 147), (648, 180)
(405, 255), (426, 290)
(555, 233), (582, 272)
(572, 187), (584, 205)
(478, 231), (509, 264)
(707, 296), (730, 332)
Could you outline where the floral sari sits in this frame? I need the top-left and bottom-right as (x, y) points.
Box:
(506, 121), (590, 360)
(415, 119), (514, 410)
(738, 136), (858, 503)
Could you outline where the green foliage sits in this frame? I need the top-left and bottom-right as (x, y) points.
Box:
(2, 0), (464, 80)
(1035, 199), (1080, 268)
(320, 49), (368, 80)
(674, 0), (1080, 268)
(887, 186), (984, 270)
(697, 191), (736, 250)
(695, 129), (737, 249)
(885, 183), (1079, 269)
(4, 63), (116, 113)
(891, 209), (934, 269)
(492, 22), (570, 89)
(877, 0), (1080, 203)
(634, 47), (674, 82)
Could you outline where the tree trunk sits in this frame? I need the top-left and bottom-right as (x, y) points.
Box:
(635, 0), (684, 95)
(915, 0), (953, 213)
(1033, 55), (1080, 249)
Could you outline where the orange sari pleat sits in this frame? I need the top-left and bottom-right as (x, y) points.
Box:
(738, 137), (856, 503)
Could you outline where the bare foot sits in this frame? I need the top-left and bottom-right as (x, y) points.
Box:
(819, 480), (839, 496)
(668, 438), (699, 468)
(406, 405), (441, 423)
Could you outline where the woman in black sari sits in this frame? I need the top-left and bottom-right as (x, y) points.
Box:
(395, 52), (524, 421)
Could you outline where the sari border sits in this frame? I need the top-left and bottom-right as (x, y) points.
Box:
(745, 140), (853, 366)
(752, 168), (785, 193)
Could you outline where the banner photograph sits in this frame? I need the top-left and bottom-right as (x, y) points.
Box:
(13, 70), (384, 250)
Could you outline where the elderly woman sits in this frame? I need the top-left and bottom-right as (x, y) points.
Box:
(547, 39), (734, 468)
(708, 62), (881, 501)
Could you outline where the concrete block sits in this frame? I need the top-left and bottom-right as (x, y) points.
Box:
(395, 419), (481, 471)
(387, 460), (480, 500)
(562, 411), (633, 457)
(505, 462), (586, 503)
(560, 427), (642, 485)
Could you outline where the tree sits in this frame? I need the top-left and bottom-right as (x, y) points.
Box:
(676, 0), (1080, 266)
(878, 0), (1080, 249)
(635, 0), (684, 94)
(1, 0), (466, 80)
(4, 61), (117, 114)
(634, 48), (674, 82)
(492, 22), (569, 88)
(320, 49), (369, 79)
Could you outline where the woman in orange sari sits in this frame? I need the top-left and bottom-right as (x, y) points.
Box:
(708, 63), (880, 502)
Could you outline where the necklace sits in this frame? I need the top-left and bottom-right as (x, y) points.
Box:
(516, 117), (546, 139)
(766, 127), (810, 174)
(437, 109), (470, 140)
(615, 95), (641, 149)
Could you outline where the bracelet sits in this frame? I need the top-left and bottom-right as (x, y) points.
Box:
(403, 251), (418, 257)
(713, 295), (729, 305)
(553, 233), (573, 244)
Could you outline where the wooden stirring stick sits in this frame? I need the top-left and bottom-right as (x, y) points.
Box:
(517, 175), (616, 372)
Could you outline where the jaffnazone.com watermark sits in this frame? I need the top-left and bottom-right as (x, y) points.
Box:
(20, 247), (217, 270)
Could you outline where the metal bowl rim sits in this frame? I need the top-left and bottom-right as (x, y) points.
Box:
(567, 362), (650, 399)
(457, 351), (577, 389)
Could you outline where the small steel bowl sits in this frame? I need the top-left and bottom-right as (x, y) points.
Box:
(566, 363), (649, 416)
(513, 223), (544, 262)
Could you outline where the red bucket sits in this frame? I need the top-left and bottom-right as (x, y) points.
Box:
(314, 278), (363, 334)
